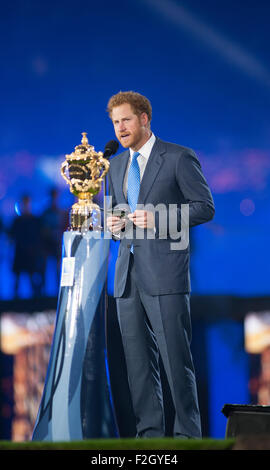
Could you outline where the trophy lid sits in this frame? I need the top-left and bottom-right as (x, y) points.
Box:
(65, 132), (102, 161)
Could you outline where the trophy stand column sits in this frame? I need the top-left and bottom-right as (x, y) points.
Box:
(32, 229), (119, 441)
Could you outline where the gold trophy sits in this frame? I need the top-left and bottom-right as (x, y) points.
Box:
(61, 132), (110, 231)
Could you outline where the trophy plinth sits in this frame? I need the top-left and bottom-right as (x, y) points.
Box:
(61, 132), (110, 231)
(32, 133), (118, 442)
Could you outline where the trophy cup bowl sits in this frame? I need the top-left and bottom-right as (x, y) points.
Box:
(61, 132), (110, 231)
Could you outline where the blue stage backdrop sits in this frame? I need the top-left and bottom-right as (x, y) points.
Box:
(1, 0), (269, 297)
(0, 0), (269, 439)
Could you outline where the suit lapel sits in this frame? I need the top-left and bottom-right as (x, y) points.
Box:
(114, 138), (166, 206)
(137, 137), (166, 205)
(116, 149), (130, 203)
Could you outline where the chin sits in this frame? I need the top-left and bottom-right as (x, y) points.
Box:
(120, 139), (132, 148)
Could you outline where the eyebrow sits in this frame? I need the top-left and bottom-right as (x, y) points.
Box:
(112, 116), (132, 123)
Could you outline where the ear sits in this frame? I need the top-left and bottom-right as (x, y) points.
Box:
(140, 112), (149, 127)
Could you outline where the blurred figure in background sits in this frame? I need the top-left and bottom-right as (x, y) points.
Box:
(9, 194), (44, 298)
(40, 187), (68, 287)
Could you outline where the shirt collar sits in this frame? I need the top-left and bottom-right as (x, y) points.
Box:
(129, 132), (156, 160)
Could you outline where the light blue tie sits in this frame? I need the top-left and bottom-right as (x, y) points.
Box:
(127, 151), (140, 252)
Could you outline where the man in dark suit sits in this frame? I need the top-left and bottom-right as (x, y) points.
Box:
(106, 91), (215, 439)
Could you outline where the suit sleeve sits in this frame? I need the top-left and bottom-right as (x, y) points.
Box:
(106, 170), (117, 210)
(106, 168), (129, 241)
(176, 149), (215, 227)
(154, 149), (215, 238)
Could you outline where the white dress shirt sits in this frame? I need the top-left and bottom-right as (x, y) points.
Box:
(123, 132), (156, 198)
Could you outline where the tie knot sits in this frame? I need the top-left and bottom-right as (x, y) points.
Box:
(132, 151), (140, 161)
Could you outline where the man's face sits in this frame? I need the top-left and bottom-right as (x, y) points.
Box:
(111, 103), (149, 150)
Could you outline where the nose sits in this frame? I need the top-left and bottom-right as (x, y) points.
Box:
(118, 121), (126, 132)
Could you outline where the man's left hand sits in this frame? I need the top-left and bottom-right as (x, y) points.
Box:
(127, 210), (155, 229)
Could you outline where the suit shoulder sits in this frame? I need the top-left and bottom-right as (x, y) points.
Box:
(110, 150), (127, 162)
(158, 138), (197, 158)
(108, 150), (128, 170)
(163, 140), (195, 155)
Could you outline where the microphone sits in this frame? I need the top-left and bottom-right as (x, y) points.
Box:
(103, 140), (119, 159)
(103, 140), (119, 226)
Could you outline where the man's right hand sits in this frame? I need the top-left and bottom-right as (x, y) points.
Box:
(107, 216), (126, 234)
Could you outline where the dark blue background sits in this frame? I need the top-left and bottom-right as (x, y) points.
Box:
(0, 0), (269, 439)
(1, 0), (269, 297)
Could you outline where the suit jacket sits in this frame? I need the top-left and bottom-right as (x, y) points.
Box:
(107, 137), (215, 298)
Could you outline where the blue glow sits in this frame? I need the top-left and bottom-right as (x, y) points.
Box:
(14, 203), (21, 216)
(0, 0), (269, 296)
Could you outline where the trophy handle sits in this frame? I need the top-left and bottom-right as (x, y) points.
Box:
(61, 161), (72, 188)
(99, 159), (110, 181)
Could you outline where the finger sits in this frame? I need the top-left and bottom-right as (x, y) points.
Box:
(133, 210), (144, 215)
(133, 220), (147, 228)
(107, 217), (121, 224)
(135, 214), (147, 223)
